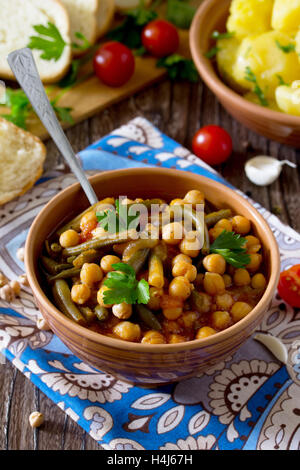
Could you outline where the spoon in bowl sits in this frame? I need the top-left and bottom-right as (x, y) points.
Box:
(7, 47), (98, 205)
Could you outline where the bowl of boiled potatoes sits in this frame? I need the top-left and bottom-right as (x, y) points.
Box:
(190, 0), (300, 147)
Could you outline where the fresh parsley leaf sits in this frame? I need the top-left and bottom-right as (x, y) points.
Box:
(27, 22), (66, 61)
(103, 262), (150, 305)
(116, 200), (141, 231)
(210, 230), (251, 268)
(96, 201), (141, 234)
(245, 66), (268, 107)
(166, 0), (196, 30)
(51, 102), (74, 124)
(276, 74), (289, 86)
(275, 40), (295, 54)
(157, 54), (199, 82)
(211, 30), (235, 40)
(127, 4), (158, 26)
(72, 32), (91, 52)
(58, 59), (81, 88)
(0, 88), (31, 129)
(134, 45), (147, 56)
(205, 46), (220, 59)
(96, 208), (118, 233)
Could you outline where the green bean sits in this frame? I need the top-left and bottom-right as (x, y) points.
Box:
(52, 280), (86, 325)
(56, 198), (115, 235)
(94, 305), (109, 321)
(72, 249), (100, 268)
(50, 243), (62, 253)
(204, 209), (232, 228)
(202, 222), (210, 255)
(41, 256), (72, 275)
(122, 238), (158, 262)
(49, 267), (81, 282)
(148, 252), (164, 289)
(136, 305), (162, 331)
(127, 198), (166, 211)
(62, 230), (136, 257)
(79, 306), (96, 323)
(126, 248), (150, 273)
(190, 290), (211, 315)
(67, 256), (77, 264)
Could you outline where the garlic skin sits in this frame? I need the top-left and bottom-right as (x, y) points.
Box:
(245, 156), (297, 186)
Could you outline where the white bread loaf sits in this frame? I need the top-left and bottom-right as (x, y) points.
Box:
(0, 0), (72, 84)
(114, 0), (152, 13)
(96, 0), (115, 38)
(60, 0), (100, 54)
(0, 117), (46, 205)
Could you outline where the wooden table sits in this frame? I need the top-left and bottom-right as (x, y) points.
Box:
(1, 77), (299, 450)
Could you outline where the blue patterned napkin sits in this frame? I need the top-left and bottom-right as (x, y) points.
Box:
(1, 117), (300, 451)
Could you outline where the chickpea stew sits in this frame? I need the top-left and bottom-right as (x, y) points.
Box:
(41, 190), (267, 344)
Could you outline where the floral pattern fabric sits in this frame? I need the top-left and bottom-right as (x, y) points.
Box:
(0, 117), (300, 450)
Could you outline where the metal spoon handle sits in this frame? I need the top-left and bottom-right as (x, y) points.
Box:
(7, 48), (98, 205)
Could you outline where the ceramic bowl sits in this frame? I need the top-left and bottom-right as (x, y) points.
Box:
(190, 0), (300, 147)
(25, 168), (280, 386)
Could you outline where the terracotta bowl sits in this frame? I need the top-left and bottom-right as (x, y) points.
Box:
(190, 0), (300, 147)
(25, 168), (280, 386)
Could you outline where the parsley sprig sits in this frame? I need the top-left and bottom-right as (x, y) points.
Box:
(103, 263), (150, 305)
(157, 54), (199, 82)
(205, 30), (235, 59)
(166, 0), (196, 30)
(28, 22), (66, 61)
(210, 230), (251, 268)
(245, 66), (268, 107)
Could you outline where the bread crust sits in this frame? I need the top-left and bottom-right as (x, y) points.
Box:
(96, 0), (115, 38)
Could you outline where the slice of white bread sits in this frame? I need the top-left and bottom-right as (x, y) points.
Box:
(60, 0), (100, 54)
(96, 0), (115, 38)
(0, 117), (46, 206)
(0, 0), (72, 84)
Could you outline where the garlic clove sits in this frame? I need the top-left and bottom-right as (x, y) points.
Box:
(245, 156), (297, 186)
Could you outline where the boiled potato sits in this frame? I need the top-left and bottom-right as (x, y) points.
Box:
(244, 91), (281, 111)
(295, 29), (300, 57)
(275, 81), (300, 116)
(216, 37), (243, 92)
(232, 31), (300, 99)
(227, 0), (273, 39)
(272, 0), (300, 33)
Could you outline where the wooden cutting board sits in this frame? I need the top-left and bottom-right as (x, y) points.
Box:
(3, 2), (201, 140)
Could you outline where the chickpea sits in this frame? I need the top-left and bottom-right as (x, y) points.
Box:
(179, 231), (201, 258)
(97, 285), (113, 308)
(141, 330), (166, 344)
(196, 326), (217, 339)
(222, 274), (232, 288)
(172, 262), (197, 282)
(80, 210), (97, 231)
(232, 215), (251, 235)
(29, 411), (44, 428)
(203, 254), (226, 275)
(59, 229), (80, 248)
(80, 263), (103, 286)
(170, 198), (184, 206)
(100, 255), (121, 273)
(231, 302), (252, 322)
(121, 198), (134, 205)
(169, 276), (192, 300)
(246, 254), (262, 273)
(172, 254), (192, 266)
(251, 273), (267, 289)
(112, 303), (132, 320)
(169, 334), (186, 344)
(245, 235), (261, 254)
(162, 222), (185, 245)
(71, 283), (91, 304)
(163, 307), (183, 320)
(233, 268), (251, 287)
(216, 293), (233, 310)
(113, 321), (141, 342)
(203, 272), (225, 295)
(181, 311), (198, 328)
(215, 218), (233, 232)
(183, 190), (205, 205)
(147, 287), (163, 310)
(211, 311), (231, 330)
(209, 226), (224, 242)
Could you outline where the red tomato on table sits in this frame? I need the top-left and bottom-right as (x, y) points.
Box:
(142, 19), (179, 58)
(93, 41), (135, 87)
(192, 125), (233, 166)
(278, 264), (300, 308)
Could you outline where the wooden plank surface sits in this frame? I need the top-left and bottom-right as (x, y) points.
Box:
(0, 77), (299, 450)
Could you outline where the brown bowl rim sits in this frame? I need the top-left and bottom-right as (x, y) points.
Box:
(25, 167), (280, 353)
(189, 0), (300, 127)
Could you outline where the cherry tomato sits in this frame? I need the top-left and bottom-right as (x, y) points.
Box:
(192, 125), (233, 166)
(277, 264), (300, 308)
(141, 19), (179, 58)
(93, 41), (135, 87)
